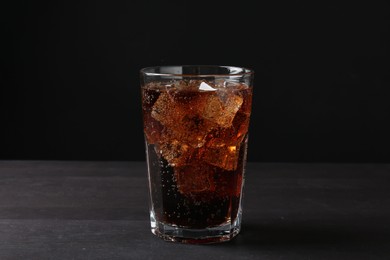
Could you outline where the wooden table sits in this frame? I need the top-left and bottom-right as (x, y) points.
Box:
(0, 161), (389, 259)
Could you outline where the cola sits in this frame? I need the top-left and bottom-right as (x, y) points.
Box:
(142, 79), (252, 230)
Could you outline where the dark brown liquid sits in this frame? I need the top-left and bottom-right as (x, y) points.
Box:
(142, 80), (252, 228)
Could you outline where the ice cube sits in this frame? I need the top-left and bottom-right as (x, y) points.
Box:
(199, 82), (216, 91)
(151, 91), (215, 148)
(175, 159), (242, 198)
(202, 91), (243, 128)
(175, 163), (216, 194)
(202, 144), (240, 171)
(158, 139), (195, 167)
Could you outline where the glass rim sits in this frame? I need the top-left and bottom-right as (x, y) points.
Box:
(140, 65), (254, 77)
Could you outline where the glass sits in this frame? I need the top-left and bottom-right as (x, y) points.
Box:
(140, 65), (254, 244)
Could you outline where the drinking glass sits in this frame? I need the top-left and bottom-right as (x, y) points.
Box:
(140, 65), (254, 244)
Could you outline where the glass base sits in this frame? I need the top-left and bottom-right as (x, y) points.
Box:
(150, 211), (242, 244)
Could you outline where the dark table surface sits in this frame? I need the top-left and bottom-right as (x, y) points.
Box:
(0, 161), (389, 259)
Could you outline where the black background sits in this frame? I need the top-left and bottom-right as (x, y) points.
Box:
(2, 1), (389, 163)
